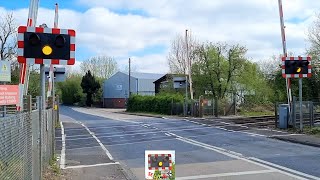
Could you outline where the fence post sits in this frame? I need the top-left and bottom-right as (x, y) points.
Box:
(32, 96), (41, 180)
(274, 102), (278, 128)
(292, 96), (296, 129)
(310, 101), (314, 127)
(56, 95), (60, 123)
(51, 108), (55, 159)
(38, 96), (43, 179)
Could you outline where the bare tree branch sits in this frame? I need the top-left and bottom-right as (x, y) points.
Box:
(80, 55), (119, 79)
(0, 12), (17, 61)
(167, 33), (198, 74)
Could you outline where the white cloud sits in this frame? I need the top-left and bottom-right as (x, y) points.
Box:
(2, 0), (319, 74)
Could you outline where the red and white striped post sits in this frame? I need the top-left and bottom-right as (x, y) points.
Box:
(18, 0), (39, 111)
(278, 0), (292, 120)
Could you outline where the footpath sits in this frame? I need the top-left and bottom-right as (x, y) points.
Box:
(117, 111), (320, 148)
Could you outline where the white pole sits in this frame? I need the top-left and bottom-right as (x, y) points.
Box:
(278, 0), (292, 122)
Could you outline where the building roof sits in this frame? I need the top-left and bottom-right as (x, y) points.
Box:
(153, 73), (187, 83)
(121, 71), (165, 80)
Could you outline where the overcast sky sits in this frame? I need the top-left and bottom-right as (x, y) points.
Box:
(1, 0), (319, 74)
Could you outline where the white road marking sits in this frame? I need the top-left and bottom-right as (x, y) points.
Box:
(220, 121), (231, 125)
(170, 133), (313, 180)
(66, 145), (101, 150)
(260, 129), (288, 133)
(64, 162), (120, 169)
(240, 131), (266, 137)
(60, 121), (66, 169)
(268, 134), (303, 137)
(80, 123), (114, 160)
(249, 157), (320, 180)
(66, 130), (161, 140)
(108, 138), (177, 146)
(176, 169), (276, 180)
(215, 127), (229, 131)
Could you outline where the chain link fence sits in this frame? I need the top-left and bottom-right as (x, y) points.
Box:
(0, 96), (57, 180)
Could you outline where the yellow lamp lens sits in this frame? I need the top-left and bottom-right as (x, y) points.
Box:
(158, 162), (163, 167)
(42, 45), (52, 55)
(297, 67), (302, 73)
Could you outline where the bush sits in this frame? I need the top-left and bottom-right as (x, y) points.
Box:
(127, 94), (184, 115)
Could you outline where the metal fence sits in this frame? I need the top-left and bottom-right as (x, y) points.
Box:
(275, 99), (318, 129)
(0, 96), (57, 180)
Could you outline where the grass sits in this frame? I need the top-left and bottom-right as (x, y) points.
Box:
(49, 155), (60, 175)
(304, 127), (320, 137)
(55, 122), (61, 129)
(239, 111), (274, 117)
(285, 126), (320, 137)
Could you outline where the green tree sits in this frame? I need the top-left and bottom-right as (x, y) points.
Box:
(81, 70), (100, 106)
(192, 42), (248, 116)
(57, 75), (84, 105)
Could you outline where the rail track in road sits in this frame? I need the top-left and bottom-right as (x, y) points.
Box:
(198, 114), (320, 129)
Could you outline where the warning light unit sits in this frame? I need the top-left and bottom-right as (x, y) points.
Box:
(282, 56), (312, 78)
(145, 150), (175, 180)
(17, 26), (76, 65)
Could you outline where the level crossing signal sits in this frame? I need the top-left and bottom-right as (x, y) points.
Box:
(282, 57), (311, 78)
(17, 26), (76, 65)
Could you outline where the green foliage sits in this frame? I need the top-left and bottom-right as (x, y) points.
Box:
(169, 162), (175, 180)
(153, 170), (162, 180)
(270, 68), (320, 102)
(127, 94), (184, 115)
(27, 70), (41, 97)
(81, 70), (100, 106)
(57, 75), (84, 105)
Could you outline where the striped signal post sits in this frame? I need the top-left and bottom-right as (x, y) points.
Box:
(278, 0), (293, 124)
(18, 0), (39, 111)
(283, 56), (312, 131)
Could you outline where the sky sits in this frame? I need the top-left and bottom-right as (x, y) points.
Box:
(1, 0), (319, 74)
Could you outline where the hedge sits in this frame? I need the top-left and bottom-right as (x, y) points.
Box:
(127, 94), (184, 115)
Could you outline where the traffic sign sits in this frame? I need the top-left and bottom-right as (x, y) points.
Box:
(0, 85), (19, 105)
(145, 150), (175, 180)
(0, 61), (11, 82)
(45, 67), (66, 82)
(17, 26), (76, 65)
(282, 56), (312, 78)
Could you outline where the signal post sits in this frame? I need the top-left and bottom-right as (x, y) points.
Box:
(282, 56), (312, 131)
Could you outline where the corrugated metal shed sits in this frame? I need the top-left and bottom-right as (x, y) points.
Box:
(103, 71), (164, 99)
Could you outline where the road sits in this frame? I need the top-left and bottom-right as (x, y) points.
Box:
(56, 106), (320, 180)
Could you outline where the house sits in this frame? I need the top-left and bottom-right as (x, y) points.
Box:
(154, 74), (187, 94)
(103, 71), (164, 108)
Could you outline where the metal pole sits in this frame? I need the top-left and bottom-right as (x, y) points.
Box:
(185, 75), (188, 116)
(128, 58), (131, 97)
(36, 96), (42, 180)
(2, 82), (6, 117)
(299, 78), (303, 131)
(185, 29), (194, 100)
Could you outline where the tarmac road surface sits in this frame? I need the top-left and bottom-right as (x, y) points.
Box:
(55, 106), (320, 180)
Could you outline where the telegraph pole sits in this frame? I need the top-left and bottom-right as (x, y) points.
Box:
(186, 29), (194, 100)
(128, 58), (131, 97)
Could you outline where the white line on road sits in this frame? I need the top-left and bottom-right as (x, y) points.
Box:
(60, 121), (66, 169)
(240, 131), (266, 137)
(80, 123), (114, 160)
(249, 157), (320, 180)
(170, 133), (313, 180)
(268, 134), (303, 137)
(176, 169), (276, 180)
(64, 162), (120, 169)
